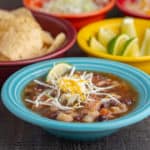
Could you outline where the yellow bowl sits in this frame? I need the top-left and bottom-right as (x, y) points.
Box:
(77, 18), (150, 74)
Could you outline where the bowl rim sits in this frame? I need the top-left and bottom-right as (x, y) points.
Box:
(0, 12), (76, 66)
(23, 0), (115, 18)
(116, 0), (150, 19)
(77, 17), (150, 62)
(1, 57), (150, 132)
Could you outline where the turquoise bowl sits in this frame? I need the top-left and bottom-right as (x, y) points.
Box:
(1, 58), (150, 141)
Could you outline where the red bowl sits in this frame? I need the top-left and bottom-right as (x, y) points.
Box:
(116, 0), (150, 19)
(23, 0), (115, 30)
(0, 13), (76, 86)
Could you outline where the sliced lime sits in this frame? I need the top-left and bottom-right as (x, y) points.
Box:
(121, 18), (137, 38)
(98, 28), (116, 46)
(141, 28), (150, 56)
(46, 63), (72, 82)
(108, 34), (129, 55)
(121, 38), (140, 57)
(89, 36), (106, 52)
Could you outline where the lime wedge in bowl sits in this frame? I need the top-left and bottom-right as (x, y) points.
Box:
(121, 18), (137, 38)
(89, 36), (106, 52)
(108, 34), (129, 55)
(46, 63), (72, 82)
(98, 28), (116, 46)
(141, 28), (150, 56)
(121, 38), (140, 57)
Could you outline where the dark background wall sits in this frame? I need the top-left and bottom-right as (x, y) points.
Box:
(0, 0), (22, 9)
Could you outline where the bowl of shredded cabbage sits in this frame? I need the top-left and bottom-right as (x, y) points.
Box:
(23, 0), (115, 30)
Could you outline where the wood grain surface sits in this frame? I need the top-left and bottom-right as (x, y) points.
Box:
(0, 0), (150, 150)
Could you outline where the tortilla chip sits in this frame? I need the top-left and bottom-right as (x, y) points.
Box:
(11, 7), (33, 18)
(0, 10), (14, 19)
(0, 16), (43, 60)
(0, 53), (9, 61)
(42, 31), (54, 45)
(0, 10), (14, 32)
(46, 32), (66, 53)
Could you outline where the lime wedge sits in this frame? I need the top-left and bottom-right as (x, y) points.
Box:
(108, 34), (129, 55)
(89, 36), (106, 52)
(141, 28), (150, 56)
(46, 63), (72, 82)
(121, 18), (137, 38)
(121, 38), (140, 57)
(98, 28), (116, 46)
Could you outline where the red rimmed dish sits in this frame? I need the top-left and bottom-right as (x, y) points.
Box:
(23, 0), (115, 30)
(116, 0), (150, 19)
(0, 13), (76, 86)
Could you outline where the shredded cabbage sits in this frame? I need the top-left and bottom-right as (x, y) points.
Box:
(43, 0), (107, 14)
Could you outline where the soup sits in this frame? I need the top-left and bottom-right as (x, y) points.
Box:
(23, 63), (138, 123)
(125, 0), (150, 16)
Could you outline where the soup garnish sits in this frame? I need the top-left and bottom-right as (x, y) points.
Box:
(23, 63), (138, 122)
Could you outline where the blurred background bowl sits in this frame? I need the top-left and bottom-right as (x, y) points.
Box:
(23, 0), (115, 30)
(116, 0), (150, 19)
(0, 13), (76, 86)
(1, 57), (150, 141)
(77, 18), (150, 74)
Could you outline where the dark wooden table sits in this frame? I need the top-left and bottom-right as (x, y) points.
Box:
(0, 1), (150, 150)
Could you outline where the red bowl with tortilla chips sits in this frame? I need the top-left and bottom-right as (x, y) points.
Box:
(0, 12), (76, 87)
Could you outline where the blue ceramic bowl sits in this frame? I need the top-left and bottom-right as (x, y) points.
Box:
(1, 58), (150, 141)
